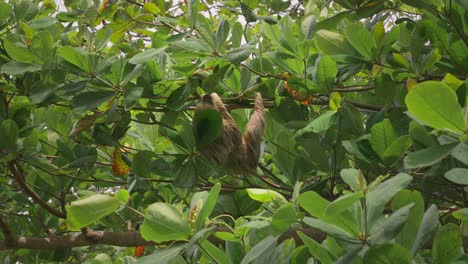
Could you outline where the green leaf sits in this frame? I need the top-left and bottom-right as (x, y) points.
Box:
(412, 204), (439, 255)
(370, 204), (413, 245)
(382, 135), (413, 166)
(366, 173), (412, 230)
(315, 30), (353, 55)
(452, 208), (468, 221)
(66, 194), (121, 230)
(301, 15), (316, 39)
(129, 48), (165, 64)
(30, 16), (56, 29)
(391, 190), (424, 250)
(0, 119), (19, 158)
(246, 189), (286, 203)
(271, 203), (299, 232)
(224, 45), (255, 64)
(363, 243), (412, 264)
(344, 23), (377, 59)
(404, 142), (459, 169)
(296, 111), (337, 136)
(297, 231), (334, 264)
(200, 240), (230, 264)
(1, 62), (41, 75)
(302, 217), (355, 241)
(298, 191), (329, 218)
(340, 168), (366, 192)
(193, 109), (223, 150)
(124, 86), (143, 110)
(370, 119), (397, 160)
(140, 203), (191, 243)
(115, 189), (130, 203)
(71, 91), (115, 112)
(316, 56), (337, 93)
(0, 2), (11, 22)
(432, 223), (462, 264)
(444, 168), (468, 185)
(136, 245), (185, 264)
(448, 39), (468, 69)
(215, 18), (230, 51)
(405, 81), (466, 135)
(240, 236), (277, 264)
(240, 3), (257, 23)
(194, 183), (221, 230)
(324, 191), (363, 216)
(57, 46), (91, 73)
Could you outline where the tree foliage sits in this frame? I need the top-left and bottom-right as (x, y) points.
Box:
(0, 0), (467, 263)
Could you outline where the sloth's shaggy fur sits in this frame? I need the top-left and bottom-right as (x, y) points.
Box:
(194, 93), (266, 173)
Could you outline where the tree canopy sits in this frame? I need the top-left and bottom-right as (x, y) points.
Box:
(0, 0), (467, 263)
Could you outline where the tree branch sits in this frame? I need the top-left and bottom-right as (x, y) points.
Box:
(0, 216), (16, 248)
(7, 161), (67, 219)
(0, 231), (159, 251)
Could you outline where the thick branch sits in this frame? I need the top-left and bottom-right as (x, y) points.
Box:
(0, 216), (16, 248)
(0, 226), (456, 251)
(7, 161), (67, 219)
(0, 231), (158, 251)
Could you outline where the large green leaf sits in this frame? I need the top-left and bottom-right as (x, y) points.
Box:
(57, 46), (92, 73)
(444, 168), (468, 185)
(66, 194), (123, 230)
(382, 135), (412, 166)
(302, 217), (355, 241)
(1, 62), (42, 75)
(432, 224), (462, 264)
(194, 183), (221, 231)
(316, 56), (337, 93)
(140, 203), (191, 243)
(324, 191), (363, 216)
(0, 119), (19, 160)
(71, 91), (116, 112)
(363, 243), (412, 264)
(296, 111), (337, 136)
(200, 240), (230, 264)
(370, 119), (397, 160)
(340, 168), (366, 192)
(404, 142), (459, 169)
(240, 236), (277, 264)
(412, 204), (439, 255)
(391, 190), (424, 250)
(370, 204), (413, 245)
(271, 203), (299, 232)
(366, 173), (412, 230)
(344, 23), (376, 60)
(405, 81), (466, 135)
(314, 30), (354, 55)
(298, 231), (334, 264)
(136, 245), (185, 264)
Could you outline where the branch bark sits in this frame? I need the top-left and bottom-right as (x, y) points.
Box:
(7, 161), (67, 219)
(0, 231), (158, 251)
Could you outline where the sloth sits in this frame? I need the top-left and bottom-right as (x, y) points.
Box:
(194, 92), (266, 173)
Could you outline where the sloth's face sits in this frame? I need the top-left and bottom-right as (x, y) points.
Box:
(201, 94), (213, 104)
(196, 94), (216, 111)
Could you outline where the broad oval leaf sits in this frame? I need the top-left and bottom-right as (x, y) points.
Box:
(344, 23), (377, 60)
(404, 142), (459, 169)
(66, 194), (121, 230)
(140, 202), (191, 243)
(405, 81), (466, 135)
(432, 223), (462, 264)
(363, 243), (412, 264)
(412, 204), (439, 255)
(444, 168), (468, 185)
(316, 56), (337, 93)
